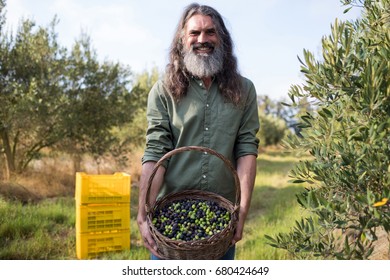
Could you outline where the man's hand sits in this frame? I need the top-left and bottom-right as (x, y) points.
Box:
(137, 214), (161, 258)
(137, 161), (166, 258)
(231, 209), (246, 245)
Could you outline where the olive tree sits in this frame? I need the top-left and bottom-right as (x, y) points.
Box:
(0, 17), (67, 174)
(58, 33), (134, 172)
(266, 0), (389, 259)
(0, 7), (135, 175)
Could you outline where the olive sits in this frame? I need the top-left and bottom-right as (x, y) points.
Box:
(153, 198), (231, 241)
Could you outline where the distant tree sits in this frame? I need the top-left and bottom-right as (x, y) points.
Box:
(258, 95), (274, 115)
(0, 17), (67, 174)
(0, 0), (5, 33)
(0, 6), (135, 175)
(59, 33), (133, 172)
(258, 113), (288, 147)
(257, 95), (289, 147)
(112, 67), (161, 153)
(266, 0), (389, 259)
(281, 94), (314, 136)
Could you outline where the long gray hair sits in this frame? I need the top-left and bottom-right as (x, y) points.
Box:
(164, 3), (243, 105)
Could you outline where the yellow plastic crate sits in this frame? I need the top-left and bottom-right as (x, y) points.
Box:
(75, 172), (131, 204)
(76, 203), (130, 233)
(76, 229), (130, 259)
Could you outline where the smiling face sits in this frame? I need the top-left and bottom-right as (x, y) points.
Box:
(183, 14), (219, 55)
(182, 14), (224, 78)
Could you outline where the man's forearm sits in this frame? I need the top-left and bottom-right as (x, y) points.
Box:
(137, 161), (165, 220)
(236, 154), (257, 219)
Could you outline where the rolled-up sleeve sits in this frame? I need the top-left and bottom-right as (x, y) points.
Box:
(142, 81), (174, 164)
(234, 79), (260, 159)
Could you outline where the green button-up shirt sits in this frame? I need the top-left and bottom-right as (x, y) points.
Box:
(142, 76), (260, 202)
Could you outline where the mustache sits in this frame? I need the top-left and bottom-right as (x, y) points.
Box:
(191, 42), (215, 51)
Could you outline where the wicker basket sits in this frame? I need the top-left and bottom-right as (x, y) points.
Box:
(145, 146), (241, 260)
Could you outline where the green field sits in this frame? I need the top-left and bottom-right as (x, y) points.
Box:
(0, 149), (306, 260)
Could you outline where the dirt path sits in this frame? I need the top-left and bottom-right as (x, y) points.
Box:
(370, 228), (389, 260)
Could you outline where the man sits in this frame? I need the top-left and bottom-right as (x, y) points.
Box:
(137, 3), (260, 260)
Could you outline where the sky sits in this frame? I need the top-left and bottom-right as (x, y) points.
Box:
(3, 0), (363, 100)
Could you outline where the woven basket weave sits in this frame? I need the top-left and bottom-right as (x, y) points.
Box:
(145, 146), (241, 260)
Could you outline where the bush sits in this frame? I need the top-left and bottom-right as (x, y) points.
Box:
(258, 113), (288, 147)
(266, 0), (389, 259)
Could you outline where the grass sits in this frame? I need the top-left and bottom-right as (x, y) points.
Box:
(236, 149), (307, 259)
(0, 148), (307, 260)
(0, 197), (76, 259)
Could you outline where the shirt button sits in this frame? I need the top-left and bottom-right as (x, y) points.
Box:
(204, 151), (208, 155)
(202, 175), (206, 179)
(205, 127), (209, 131)
(206, 104), (209, 107)
(200, 82), (203, 86)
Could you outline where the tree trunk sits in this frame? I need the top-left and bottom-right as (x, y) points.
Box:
(0, 127), (16, 173)
(2, 153), (10, 181)
(73, 152), (82, 173)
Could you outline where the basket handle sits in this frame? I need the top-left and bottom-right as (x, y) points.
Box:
(145, 146), (241, 214)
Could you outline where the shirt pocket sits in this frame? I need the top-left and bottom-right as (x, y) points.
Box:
(216, 102), (243, 136)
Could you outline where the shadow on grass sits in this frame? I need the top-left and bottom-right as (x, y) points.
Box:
(257, 158), (298, 175)
(248, 184), (304, 221)
(237, 184), (307, 260)
(262, 149), (292, 157)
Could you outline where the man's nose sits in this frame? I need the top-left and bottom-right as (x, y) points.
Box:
(197, 32), (207, 43)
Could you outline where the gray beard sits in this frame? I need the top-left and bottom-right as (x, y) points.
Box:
(183, 46), (224, 78)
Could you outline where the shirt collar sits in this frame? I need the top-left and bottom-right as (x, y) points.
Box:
(191, 76), (216, 88)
